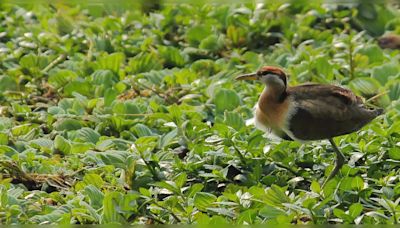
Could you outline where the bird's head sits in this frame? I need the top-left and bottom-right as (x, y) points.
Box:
(236, 66), (287, 88)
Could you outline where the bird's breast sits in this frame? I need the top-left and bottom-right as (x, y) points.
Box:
(254, 95), (295, 134)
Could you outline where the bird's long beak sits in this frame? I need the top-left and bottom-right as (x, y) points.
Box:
(235, 72), (257, 81)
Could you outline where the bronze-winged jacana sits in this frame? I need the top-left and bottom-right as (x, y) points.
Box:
(237, 66), (383, 186)
(378, 34), (400, 49)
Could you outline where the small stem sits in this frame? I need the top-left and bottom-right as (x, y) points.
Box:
(146, 214), (166, 224)
(152, 200), (182, 223)
(42, 54), (66, 73)
(178, 120), (190, 146)
(272, 161), (299, 176)
(365, 90), (389, 103)
(132, 79), (168, 100)
(232, 143), (247, 166)
(87, 38), (94, 60)
(348, 36), (354, 80)
(141, 155), (159, 181)
(131, 144), (160, 181)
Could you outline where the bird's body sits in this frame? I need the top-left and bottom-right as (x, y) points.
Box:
(237, 66), (383, 186)
(255, 83), (382, 141)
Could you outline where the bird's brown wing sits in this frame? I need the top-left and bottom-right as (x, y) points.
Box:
(286, 84), (381, 140)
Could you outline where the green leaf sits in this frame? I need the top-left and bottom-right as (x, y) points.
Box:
(186, 25), (212, 46)
(77, 128), (101, 144)
(0, 118), (13, 131)
(351, 176), (364, 190)
(153, 181), (180, 194)
(227, 25), (245, 46)
(210, 215), (230, 224)
(30, 138), (53, 152)
(174, 172), (187, 188)
(223, 111), (245, 131)
(199, 35), (223, 52)
(358, 45), (384, 64)
(388, 147), (400, 160)
(12, 103), (30, 114)
(323, 179), (338, 197)
(48, 69), (78, 88)
(96, 52), (125, 74)
(91, 70), (117, 87)
(310, 180), (321, 193)
(349, 77), (381, 96)
(358, 3), (377, 20)
(356, 3), (394, 36)
(333, 208), (353, 223)
(11, 124), (35, 137)
(372, 63), (399, 85)
(207, 207), (235, 218)
(160, 128), (178, 148)
(214, 89), (240, 113)
(64, 81), (93, 97)
(104, 88), (118, 107)
(56, 14), (74, 34)
(259, 205), (286, 219)
(0, 133), (9, 145)
(84, 185), (104, 210)
(54, 119), (82, 131)
(264, 185), (290, 207)
(54, 135), (72, 155)
(95, 150), (132, 169)
(194, 192), (217, 211)
(349, 202), (363, 219)
(187, 183), (204, 198)
(19, 53), (48, 72)
(340, 177), (353, 191)
(31, 208), (68, 224)
(0, 145), (18, 157)
(70, 142), (93, 154)
(237, 209), (257, 224)
(0, 75), (17, 93)
(134, 136), (158, 153)
(158, 46), (186, 67)
(382, 186), (394, 199)
(127, 52), (162, 74)
(132, 124), (153, 137)
(314, 55), (333, 80)
(102, 192), (125, 224)
(84, 173), (104, 189)
(387, 81), (400, 101)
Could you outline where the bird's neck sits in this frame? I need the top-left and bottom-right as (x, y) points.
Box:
(262, 85), (286, 100)
(260, 85), (287, 104)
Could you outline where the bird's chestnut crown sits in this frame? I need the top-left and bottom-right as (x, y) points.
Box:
(236, 66), (287, 87)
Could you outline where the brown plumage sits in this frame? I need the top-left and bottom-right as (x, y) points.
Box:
(286, 84), (382, 140)
(236, 66), (383, 186)
(378, 34), (400, 49)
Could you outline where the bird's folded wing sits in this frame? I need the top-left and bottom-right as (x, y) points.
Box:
(286, 84), (373, 140)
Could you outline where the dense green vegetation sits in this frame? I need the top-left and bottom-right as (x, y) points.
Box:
(0, 2), (400, 225)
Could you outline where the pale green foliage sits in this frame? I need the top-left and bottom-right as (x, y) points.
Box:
(0, 2), (399, 225)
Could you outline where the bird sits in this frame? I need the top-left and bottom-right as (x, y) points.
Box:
(378, 34), (400, 49)
(236, 66), (383, 187)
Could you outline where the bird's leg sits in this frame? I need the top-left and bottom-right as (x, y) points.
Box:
(322, 138), (346, 188)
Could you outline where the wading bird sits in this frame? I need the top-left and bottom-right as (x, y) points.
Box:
(378, 34), (400, 49)
(236, 66), (383, 186)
